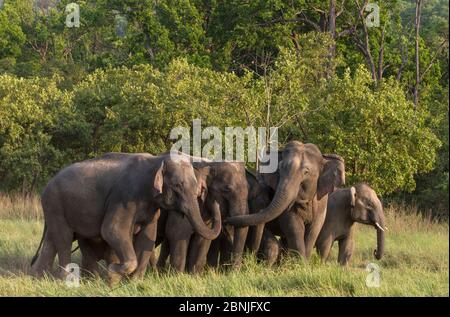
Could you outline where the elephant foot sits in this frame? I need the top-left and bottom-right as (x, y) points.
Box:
(55, 266), (71, 281)
(29, 266), (44, 278)
(108, 260), (138, 275)
(189, 267), (203, 274)
(81, 268), (100, 280)
(107, 269), (123, 286)
(131, 267), (148, 280)
(231, 260), (242, 271)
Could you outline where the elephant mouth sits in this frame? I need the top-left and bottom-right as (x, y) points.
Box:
(292, 200), (313, 223)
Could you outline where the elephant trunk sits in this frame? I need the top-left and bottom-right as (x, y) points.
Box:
(186, 201), (221, 240)
(210, 200), (222, 236)
(374, 208), (386, 260)
(226, 177), (298, 227)
(374, 228), (385, 260)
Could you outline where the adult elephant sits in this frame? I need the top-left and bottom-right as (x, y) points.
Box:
(157, 160), (249, 273)
(226, 141), (345, 259)
(206, 169), (271, 268)
(30, 152), (220, 279)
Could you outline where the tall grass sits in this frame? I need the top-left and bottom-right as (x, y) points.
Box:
(0, 194), (448, 296)
(0, 193), (42, 220)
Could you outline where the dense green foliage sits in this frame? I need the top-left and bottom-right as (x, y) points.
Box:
(0, 0), (448, 212)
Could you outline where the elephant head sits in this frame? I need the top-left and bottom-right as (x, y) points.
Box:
(349, 183), (387, 260)
(226, 141), (345, 227)
(154, 154), (221, 240)
(207, 162), (249, 218)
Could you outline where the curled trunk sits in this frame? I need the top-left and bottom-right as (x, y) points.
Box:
(226, 178), (298, 227)
(187, 202), (221, 240)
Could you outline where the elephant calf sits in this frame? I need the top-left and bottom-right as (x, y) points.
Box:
(315, 183), (387, 266)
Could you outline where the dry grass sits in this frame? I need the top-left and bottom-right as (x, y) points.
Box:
(0, 194), (447, 296)
(383, 201), (448, 234)
(0, 193), (42, 221)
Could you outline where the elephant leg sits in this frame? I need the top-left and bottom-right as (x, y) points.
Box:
(104, 246), (120, 265)
(280, 237), (288, 249)
(316, 236), (334, 262)
(187, 235), (212, 274)
(78, 238), (101, 277)
(231, 226), (249, 268)
(260, 230), (280, 266)
(279, 211), (306, 258)
(338, 234), (354, 266)
(207, 237), (221, 268)
(49, 219), (74, 279)
(304, 196), (328, 259)
(132, 220), (158, 278)
(101, 206), (138, 276)
(247, 224), (265, 253)
(157, 238), (170, 270)
(166, 211), (193, 272)
(219, 228), (234, 266)
(30, 230), (56, 277)
(169, 239), (189, 272)
(149, 251), (157, 271)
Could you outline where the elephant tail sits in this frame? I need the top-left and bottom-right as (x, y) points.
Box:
(31, 223), (47, 266)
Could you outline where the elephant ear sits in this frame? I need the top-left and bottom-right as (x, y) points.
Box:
(317, 154), (345, 200)
(258, 150), (283, 191)
(197, 176), (208, 203)
(194, 166), (210, 203)
(153, 161), (165, 197)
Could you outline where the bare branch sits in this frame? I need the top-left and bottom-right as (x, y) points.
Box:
(420, 39), (448, 82)
(336, 0), (346, 17)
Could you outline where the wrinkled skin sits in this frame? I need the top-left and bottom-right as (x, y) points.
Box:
(207, 169), (273, 267)
(30, 152), (220, 280)
(226, 141), (345, 260)
(157, 160), (249, 273)
(316, 184), (387, 265)
(76, 211), (161, 280)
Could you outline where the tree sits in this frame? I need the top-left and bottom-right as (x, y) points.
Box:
(0, 74), (87, 193)
(302, 66), (441, 195)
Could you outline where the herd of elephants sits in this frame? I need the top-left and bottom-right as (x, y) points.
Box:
(29, 141), (387, 283)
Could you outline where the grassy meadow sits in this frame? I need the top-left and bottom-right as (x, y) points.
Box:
(0, 194), (448, 296)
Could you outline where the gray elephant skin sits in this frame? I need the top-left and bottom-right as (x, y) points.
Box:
(226, 141), (345, 260)
(316, 183), (387, 265)
(157, 160), (249, 273)
(30, 152), (220, 279)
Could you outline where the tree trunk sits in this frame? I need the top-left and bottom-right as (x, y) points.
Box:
(328, 0), (336, 39)
(413, 0), (422, 109)
(326, 0), (337, 78)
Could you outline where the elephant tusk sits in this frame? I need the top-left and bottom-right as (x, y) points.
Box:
(375, 222), (385, 232)
(384, 226), (388, 231)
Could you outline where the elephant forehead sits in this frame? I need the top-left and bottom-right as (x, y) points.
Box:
(179, 162), (196, 179)
(220, 162), (245, 176)
(166, 157), (197, 181)
(356, 184), (381, 203)
(356, 183), (374, 195)
(284, 144), (322, 161)
(303, 145), (323, 158)
(168, 152), (191, 164)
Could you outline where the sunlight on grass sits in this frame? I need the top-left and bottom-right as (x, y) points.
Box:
(0, 197), (448, 296)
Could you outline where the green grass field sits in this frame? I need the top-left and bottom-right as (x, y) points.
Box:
(0, 194), (448, 296)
